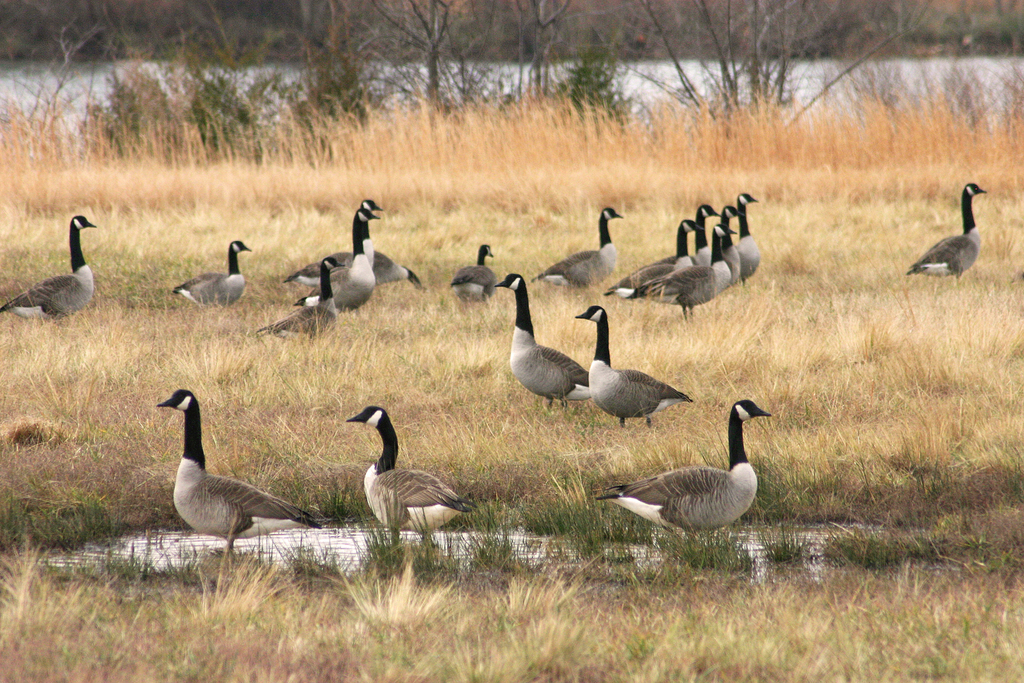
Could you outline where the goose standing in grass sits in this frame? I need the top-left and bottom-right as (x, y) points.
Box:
(604, 220), (697, 299)
(284, 199), (383, 287)
(157, 389), (321, 553)
(1, 215), (97, 319)
(173, 240), (251, 306)
(451, 244), (497, 301)
(495, 273), (591, 407)
(907, 183), (987, 277)
(735, 193), (760, 283)
(348, 406), (475, 532)
(597, 399), (770, 529)
(631, 224), (735, 316)
(258, 257), (340, 337)
(533, 208), (622, 287)
(717, 206), (741, 286)
(294, 208), (378, 310)
(575, 305), (692, 427)
(690, 204), (720, 267)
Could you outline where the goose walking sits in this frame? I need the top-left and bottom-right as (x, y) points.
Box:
(496, 274), (591, 407)
(631, 224), (735, 316)
(173, 240), (251, 306)
(451, 244), (497, 301)
(294, 208), (377, 310)
(690, 205), (720, 267)
(735, 193), (760, 283)
(907, 183), (986, 277)
(597, 400), (771, 529)
(157, 389), (321, 552)
(258, 257), (340, 337)
(1, 215), (97, 319)
(533, 208), (622, 287)
(575, 305), (692, 427)
(348, 406), (474, 532)
(604, 220), (697, 299)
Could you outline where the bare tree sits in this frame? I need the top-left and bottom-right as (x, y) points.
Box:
(372, 0), (452, 103)
(515, 0), (572, 95)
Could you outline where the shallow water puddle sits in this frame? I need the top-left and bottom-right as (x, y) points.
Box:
(49, 526), (829, 582)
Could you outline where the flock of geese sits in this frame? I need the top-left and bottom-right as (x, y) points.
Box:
(0, 184), (987, 553)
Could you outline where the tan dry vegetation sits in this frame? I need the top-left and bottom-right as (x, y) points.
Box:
(4, 553), (1024, 681)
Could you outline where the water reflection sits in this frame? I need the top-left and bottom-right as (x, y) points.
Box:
(50, 524), (831, 583)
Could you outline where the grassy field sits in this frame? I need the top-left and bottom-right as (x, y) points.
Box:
(2, 98), (1024, 679)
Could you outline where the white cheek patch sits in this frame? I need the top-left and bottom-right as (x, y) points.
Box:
(510, 277), (522, 290)
(177, 395), (193, 411)
(735, 404), (751, 421)
(366, 410), (383, 428)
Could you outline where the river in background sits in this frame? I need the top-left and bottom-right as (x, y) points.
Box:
(1, 57), (1023, 121)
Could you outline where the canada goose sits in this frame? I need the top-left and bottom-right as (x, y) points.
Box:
(295, 208), (377, 310)
(596, 399), (771, 529)
(575, 305), (692, 427)
(907, 183), (987, 277)
(157, 389), (321, 552)
(348, 406), (475, 532)
(283, 199), (382, 287)
(1, 215), (97, 319)
(533, 208), (622, 287)
(604, 220), (697, 298)
(172, 240), (251, 306)
(691, 204), (720, 267)
(258, 257), (340, 337)
(735, 193), (760, 283)
(450, 244), (497, 301)
(495, 273), (591, 407)
(631, 224), (735, 316)
(717, 206), (741, 286)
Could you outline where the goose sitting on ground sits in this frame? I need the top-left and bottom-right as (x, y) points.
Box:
(173, 240), (251, 305)
(604, 220), (697, 299)
(293, 208), (377, 310)
(575, 305), (692, 427)
(157, 389), (321, 552)
(735, 193), (760, 283)
(597, 399), (771, 529)
(907, 183), (987, 277)
(496, 274), (591, 407)
(690, 204), (720, 267)
(348, 406), (475, 532)
(631, 224), (735, 316)
(451, 244), (497, 301)
(1, 215), (97, 319)
(533, 208), (622, 287)
(258, 257), (340, 337)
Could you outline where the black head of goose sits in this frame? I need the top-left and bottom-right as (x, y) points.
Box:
(596, 399), (771, 529)
(259, 256), (341, 337)
(283, 199), (382, 287)
(157, 389), (320, 552)
(451, 244), (497, 301)
(347, 405), (475, 532)
(717, 206), (741, 286)
(907, 183), (986, 277)
(1, 215), (97, 319)
(495, 273), (591, 407)
(735, 193), (760, 283)
(574, 305), (692, 427)
(533, 207), (623, 287)
(690, 204), (720, 267)
(604, 220), (697, 299)
(173, 240), (251, 306)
